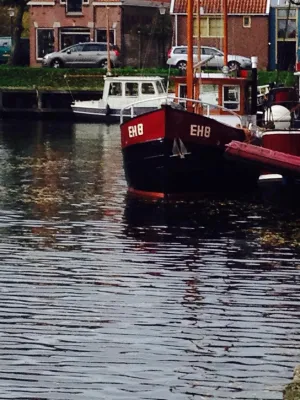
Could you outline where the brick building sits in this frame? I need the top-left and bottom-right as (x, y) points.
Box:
(170, 0), (270, 70)
(28, 0), (171, 67)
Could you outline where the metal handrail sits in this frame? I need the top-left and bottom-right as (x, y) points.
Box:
(120, 95), (243, 125)
(119, 95), (174, 123)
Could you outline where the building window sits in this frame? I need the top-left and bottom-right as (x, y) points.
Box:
(66, 0), (82, 13)
(36, 28), (54, 59)
(60, 28), (90, 49)
(277, 8), (296, 40)
(96, 29), (115, 44)
(243, 16), (251, 28)
(61, 0), (88, 5)
(194, 17), (223, 38)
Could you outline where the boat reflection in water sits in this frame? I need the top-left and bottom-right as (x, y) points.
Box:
(0, 119), (299, 399)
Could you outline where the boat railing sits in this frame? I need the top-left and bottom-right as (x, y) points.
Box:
(120, 95), (173, 123)
(174, 96), (244, 125)
(120, 95), (243, 125)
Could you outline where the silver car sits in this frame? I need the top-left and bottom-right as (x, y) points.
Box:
(167, 45), (252, 72)
(42, 42), (121, 68)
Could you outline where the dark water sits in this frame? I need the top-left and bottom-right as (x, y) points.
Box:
(0, 119), (299, 400)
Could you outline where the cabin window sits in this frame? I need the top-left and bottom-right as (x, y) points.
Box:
(109, 82), (122, 96)
(125, 82), (138, 97)
(141, 83), (155, 95)
(243, 16), (251, 28)
(36, 29), (54, 60)
(200, 84), (219, 106)
(223, 85), (240, 110)
(156, 81), (164, 94)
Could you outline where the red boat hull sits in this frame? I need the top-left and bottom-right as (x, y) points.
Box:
(225, 139), (300, 176)
(262, 130), (300, 156)
(121, 104), (259, 199)
(225, 133), (300, 203)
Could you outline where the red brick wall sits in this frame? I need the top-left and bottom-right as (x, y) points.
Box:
(29, 4), (122, 66)
(175, 15), (269, 70)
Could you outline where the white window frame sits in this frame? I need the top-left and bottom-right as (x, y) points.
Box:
(276, 7), (297, 42)
(243, 16), (251, 28)
(36, 27), (54, 61)
(61, 0), (88, 5)
(222, 85), (240, 111)
(59, 29), (91, 50)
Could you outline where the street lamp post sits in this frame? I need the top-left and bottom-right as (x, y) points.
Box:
(159, 4), (166, 66)
(8, 7), (15, 47)
(137, 29), (141, 69)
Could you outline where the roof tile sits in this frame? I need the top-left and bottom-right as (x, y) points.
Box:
(172, 0), (268, 15)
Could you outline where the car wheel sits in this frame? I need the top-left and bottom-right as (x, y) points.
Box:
(176, 60), (187, 73)
(51, 59), (64, 68)
(99, 59), (108, 68)
(228, 61), (240, 71)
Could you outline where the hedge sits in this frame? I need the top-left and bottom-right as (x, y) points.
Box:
(0, 65), (296, 90)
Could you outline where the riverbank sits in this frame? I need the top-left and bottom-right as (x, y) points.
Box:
(0, 66), (296, 118)
(0, 66), (296, 90)
(0, 88), (102, 118)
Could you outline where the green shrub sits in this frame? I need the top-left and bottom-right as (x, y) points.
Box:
(0, 66), (296, 90)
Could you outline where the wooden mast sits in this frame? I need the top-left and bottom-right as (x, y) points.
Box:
(223, 0), (228, 67)
(195, 0), (201, 102)
(186, 0), (194, 109)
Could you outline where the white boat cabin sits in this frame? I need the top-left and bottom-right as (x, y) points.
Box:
(102, 75), (167, 108)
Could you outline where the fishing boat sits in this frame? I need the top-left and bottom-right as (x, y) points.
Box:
(225, 131), (300, 203)
(258, 129), (300, 198)
(120, 0), (261, 199)
(71, 75), (169, 122)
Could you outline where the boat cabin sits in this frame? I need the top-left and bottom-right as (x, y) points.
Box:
(173, 73), (251, 116)
(102, 76), (167, 108)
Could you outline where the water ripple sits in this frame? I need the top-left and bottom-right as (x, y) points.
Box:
(0, 121), (298, 399)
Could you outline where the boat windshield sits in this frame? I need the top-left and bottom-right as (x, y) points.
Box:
(156, 81), (165, 94)
(141, 82), (155, 95)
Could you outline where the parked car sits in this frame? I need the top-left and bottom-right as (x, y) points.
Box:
(0, 37), (29, 65)
(167, 45), (252, 72)
(0, 37), (10, 64)
(42, 42), (121, 68)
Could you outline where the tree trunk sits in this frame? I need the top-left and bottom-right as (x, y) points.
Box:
(8, 2), (25, 66)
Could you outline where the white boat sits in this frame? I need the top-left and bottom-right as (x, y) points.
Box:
(71, 75), (169, 121)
